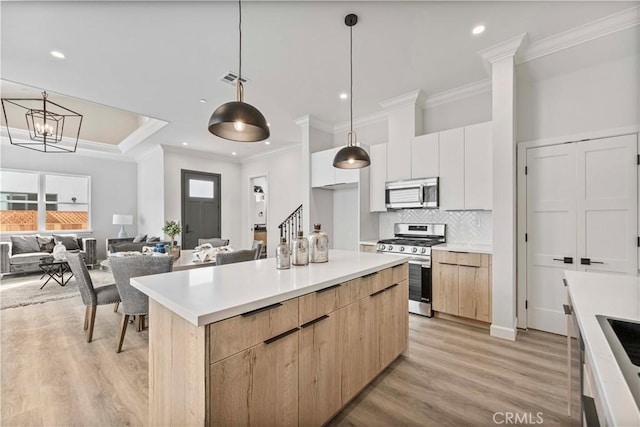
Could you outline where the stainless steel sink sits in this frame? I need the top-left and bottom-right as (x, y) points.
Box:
(597, 315), (640, 410)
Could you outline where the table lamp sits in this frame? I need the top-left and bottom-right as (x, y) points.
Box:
(113, 214), (133, 238)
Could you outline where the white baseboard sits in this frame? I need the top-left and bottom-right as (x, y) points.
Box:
(490, 318), (518, 341)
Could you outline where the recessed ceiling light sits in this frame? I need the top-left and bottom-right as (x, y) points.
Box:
(199, 98), (207, 103)
(50, 50), (65, 59)
(472, 25), (486, 35)
(339, 93), (348, 100)
(182, 142), (188, 146)
(265, 141), (270, 145)
(231, 151), (237, 156)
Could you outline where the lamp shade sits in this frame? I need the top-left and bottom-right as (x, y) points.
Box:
(112, 214), (133, 225)
(333, 145), (371, 169)
(208, 101), (270, 142)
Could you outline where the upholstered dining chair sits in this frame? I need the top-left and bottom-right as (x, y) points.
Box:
(109, 255), (173, 353)
(66, 252), (121, 343)
(198, 238), (230, 247)
(215, 248), (259, 266)
(252, 240), (264, 260)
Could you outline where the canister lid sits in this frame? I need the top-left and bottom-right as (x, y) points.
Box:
(280, 237), (287, 243)
(314, 224), (322, 230)
(297, 230), (304, 237)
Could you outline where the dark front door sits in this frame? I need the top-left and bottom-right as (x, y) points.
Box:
(181, 170), (221, 249)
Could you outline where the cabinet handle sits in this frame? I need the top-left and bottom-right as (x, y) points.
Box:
(370, 288), (386, 297)
(438, 262), (458, 266)
(553, 257), (574, 264)
(264, 327), (299, 345)
(562, 304), (572, 315)
(580, 258), (604, 266)
(241, 302), (282, 317)
(449, 251), (469, 254)
(300, 314), (329, 329)
(316, 284), (341, 294)
(362, 272), (377, 278)
(562, 278), (568, 287)
(459, 264), (479, 268)
(385, 283), (399, 291)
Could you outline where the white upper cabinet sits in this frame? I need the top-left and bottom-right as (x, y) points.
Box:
(411, 133), (439, 179)
(311, 147), (359, 188)
(464, 122), (492, 210)
(439, 127), (465, 210)
(369, 143), (388, 212)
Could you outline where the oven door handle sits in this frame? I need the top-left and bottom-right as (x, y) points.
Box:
(408, 260), (430, 268)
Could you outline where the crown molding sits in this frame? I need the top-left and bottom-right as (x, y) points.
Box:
(519, 5), (640, 65)
(241, 142), (301, 163)
(424, 79), (492, 109)
(379, 89), (426, 110)
(118, 116), (168, 153)
(333, 110), (388, 134)
(294, 115), (334, 133)
(478, 33), (528, 72)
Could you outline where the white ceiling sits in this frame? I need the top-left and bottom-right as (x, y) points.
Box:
(1, 1), (636, 159)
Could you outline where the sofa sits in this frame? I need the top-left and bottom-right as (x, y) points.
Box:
(0, 234), (97, 276)
(106, 236), (170, 255)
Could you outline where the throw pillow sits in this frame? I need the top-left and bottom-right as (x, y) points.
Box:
(10, 236), (41, 255)
(36, 236), (56, 253)
(53, 234), (80, 251)
(146, 236), (160, 242)
(132, 233), (147, 243)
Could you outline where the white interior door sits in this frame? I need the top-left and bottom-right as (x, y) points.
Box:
(526, 144), (577, 335)
(576, 135), (638, 275)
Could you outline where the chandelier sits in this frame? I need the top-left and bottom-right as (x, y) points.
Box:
(1, 91), (83, 153)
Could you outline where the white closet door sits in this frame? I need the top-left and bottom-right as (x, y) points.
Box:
(575, 135), (638, 275)
(526, 144), (577, 335)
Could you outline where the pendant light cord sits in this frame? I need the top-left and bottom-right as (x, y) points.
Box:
(238, 0), (242, 81)
(349, 23), (353, 136)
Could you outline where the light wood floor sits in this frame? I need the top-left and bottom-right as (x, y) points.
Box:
(1, 296), (579, 426)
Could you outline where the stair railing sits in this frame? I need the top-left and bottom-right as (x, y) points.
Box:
(278, 204), (303, 246)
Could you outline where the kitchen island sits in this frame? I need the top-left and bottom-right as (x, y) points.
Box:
(131, 249), (409, 426)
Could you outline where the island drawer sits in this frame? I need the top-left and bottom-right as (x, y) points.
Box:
(350, 271), (383, 300)
(299, 281), (351, 324)
(208, 297), (299, 363)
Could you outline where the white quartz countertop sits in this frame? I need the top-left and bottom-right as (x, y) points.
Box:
(431, 243), (492, 254)
(565, 270), (640, 426)
(131, 249), (408, 327)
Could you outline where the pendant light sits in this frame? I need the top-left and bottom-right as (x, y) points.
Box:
(208, 0), (270, 142)
(333, 14), (370, 169)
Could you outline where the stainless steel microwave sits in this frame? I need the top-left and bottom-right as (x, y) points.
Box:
(385, 177), (439, 209)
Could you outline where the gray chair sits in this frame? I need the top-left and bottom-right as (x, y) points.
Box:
(109, 255), (173, 353)
(215, 249), (259, 266)
(198, 238), (229, 247)
(66, 252), (121, 343)
(252, 240), (264, 260)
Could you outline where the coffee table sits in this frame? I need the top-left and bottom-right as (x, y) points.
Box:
(39, 257), (74, 289)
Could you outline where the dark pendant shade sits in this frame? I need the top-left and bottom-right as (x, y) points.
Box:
(208, 101), (270, 142)
(333, 145), (371, 169)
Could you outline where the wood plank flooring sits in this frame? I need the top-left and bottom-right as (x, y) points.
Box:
(1, 296), (579, 426)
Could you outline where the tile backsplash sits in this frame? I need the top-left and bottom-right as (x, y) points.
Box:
(379, 210), (492, 244)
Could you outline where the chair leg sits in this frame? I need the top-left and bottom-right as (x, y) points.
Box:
(135, 315), (142, 332)
(83, 306), (90, 331)
(140, 315), (146, 331)
(113, 302), (119, 313)
(86, 305), (97, 343)
(117, 314), (129, 353)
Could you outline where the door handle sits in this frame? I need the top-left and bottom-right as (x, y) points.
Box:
(185, 224), (190, 234)
(553, 257), (574, 264)
(580, 258), (604, 265)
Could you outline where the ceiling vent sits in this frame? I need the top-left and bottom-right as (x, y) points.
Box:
(218, 72), (249, 86)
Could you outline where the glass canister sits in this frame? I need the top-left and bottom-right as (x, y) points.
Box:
(292, 230), (309, 266)
(276, 237), (291, 270)
(309, 224), (329, 263)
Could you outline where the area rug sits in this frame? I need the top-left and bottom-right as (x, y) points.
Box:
(0, 268), (115, 310)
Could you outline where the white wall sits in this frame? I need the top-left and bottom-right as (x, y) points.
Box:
(332, 186), (359, 251)
(517, 53), (639, 142)
(0, 143), (137, 260)
(136, 145), (165, 237)
(423, 91), (492, 134)
(240, 146), (304, 255)
(163, 148), (242, 249)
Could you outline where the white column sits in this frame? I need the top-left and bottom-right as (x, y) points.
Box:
(479, 34), (527, 341)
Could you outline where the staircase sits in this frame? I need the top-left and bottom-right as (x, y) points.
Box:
(278, 204), (302, 245)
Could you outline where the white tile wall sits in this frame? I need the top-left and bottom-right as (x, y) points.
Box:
(379, 210), (492, 244)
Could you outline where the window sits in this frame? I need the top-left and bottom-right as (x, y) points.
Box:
(0, 170), (90, 232)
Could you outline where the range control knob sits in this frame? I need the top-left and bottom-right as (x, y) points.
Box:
(388, 245), (393, 251)
(421, 248), (427, 254)
(400, 247), (405, 252)
(412, 247), (418, 253)
(380, 245), (385, 250)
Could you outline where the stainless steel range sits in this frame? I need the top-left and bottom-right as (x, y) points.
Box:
(377, 223), (446, 317)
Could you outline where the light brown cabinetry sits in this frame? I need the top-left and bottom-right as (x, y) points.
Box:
(148, 263), (409, 427)
(432, 250), (492, 323)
